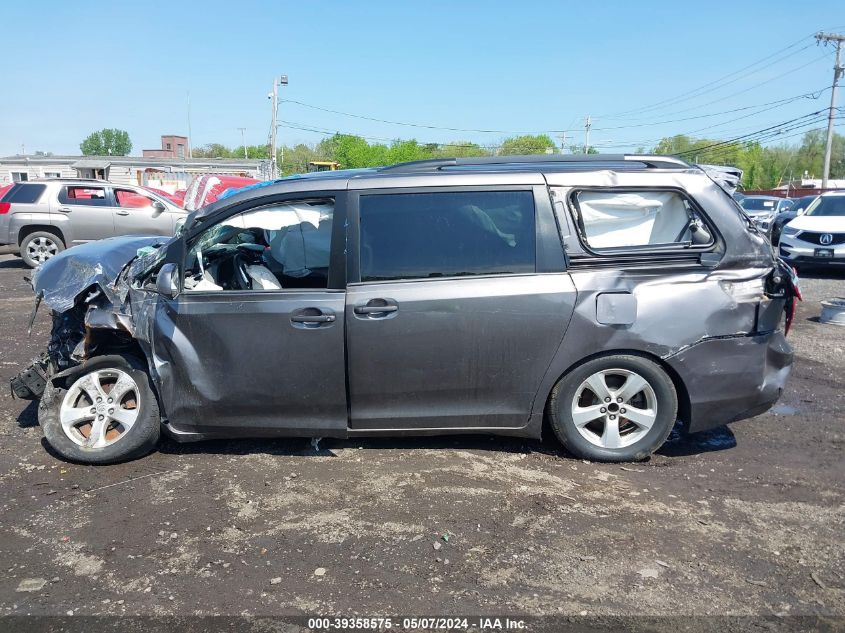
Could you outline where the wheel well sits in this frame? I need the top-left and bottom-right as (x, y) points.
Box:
(18, 225), (65, 247)
(541, 349), (691, 430)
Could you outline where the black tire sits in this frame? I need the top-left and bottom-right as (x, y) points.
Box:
(548, 354), (678, 462)
(39, 355), (160, 465)
(20, 230), (65, 268)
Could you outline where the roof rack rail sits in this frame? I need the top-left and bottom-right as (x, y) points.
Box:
(30, 177), (106, 183)
(379, 154), (691, 173)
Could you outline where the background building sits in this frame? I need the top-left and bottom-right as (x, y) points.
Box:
(0, 154), (268, 192)
(142, 135), (190, 159)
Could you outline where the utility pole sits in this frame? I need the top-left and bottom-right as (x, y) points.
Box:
(186, 92), (193, 159)
(817, 31), (845, 189)
(584, 116), (592, 155)
(237, 128), (247, 158)
(558, 132), (568, 154)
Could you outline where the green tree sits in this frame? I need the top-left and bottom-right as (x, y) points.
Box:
(796, 129), (844, 180)
(79, 129), (132, 156)
(439, 141), (492, 158)
(499, 134), (556, 155)
(191, 143), (235, 158)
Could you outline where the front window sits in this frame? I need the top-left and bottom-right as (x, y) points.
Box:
(805, 196), (845, 217)
(569, 190), (713, 250)
(115, 188), (156, 209)
(358, 190), (535, 282)
(184, 198), (334, 291)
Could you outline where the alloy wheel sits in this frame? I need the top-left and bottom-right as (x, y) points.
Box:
(27, 236), (58, 264)
(570, 368), (658, 449)
(59, 369), (141, 449)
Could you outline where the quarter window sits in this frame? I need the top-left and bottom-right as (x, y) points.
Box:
(359, 191), (535, 282)
(3, 183), (46, 204)
(570, 190), (713, 250)
(58, 186), (108, 206)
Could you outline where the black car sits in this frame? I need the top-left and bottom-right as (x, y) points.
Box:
(771, 195), (818, 244)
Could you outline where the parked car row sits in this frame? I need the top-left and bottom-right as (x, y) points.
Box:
(778, 191), (845, 269)
(736, 193), (845, 268)
(0, 174), (263, 267)
(0, 179), (186, 267)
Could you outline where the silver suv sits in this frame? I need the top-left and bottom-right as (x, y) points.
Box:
(0, 179), (185, 267)
(12, 155), (799, 465)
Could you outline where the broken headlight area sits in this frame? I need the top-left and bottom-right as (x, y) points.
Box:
(12, 289), (140, 400)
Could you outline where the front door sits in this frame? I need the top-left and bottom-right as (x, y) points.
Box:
(148, 192), (348, 436)
(56, 184), (115, 243)
(110, 187), (178, 237)
(345, 187), (576, 431)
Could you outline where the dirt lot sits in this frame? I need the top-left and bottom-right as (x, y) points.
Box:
(0, 252), (842, 624)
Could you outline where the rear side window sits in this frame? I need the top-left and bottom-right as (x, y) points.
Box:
(570, 190), (713, 250)
(359, 190), (535, 282)
(2, 183), (46, 204)
(58, 186), (108, 206)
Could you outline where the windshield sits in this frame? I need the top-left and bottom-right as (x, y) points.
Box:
(739, 198), (778, 212)
(805, 196), (845, 217)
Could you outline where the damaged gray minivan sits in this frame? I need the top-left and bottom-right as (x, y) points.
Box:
(12, 155), (799, 464)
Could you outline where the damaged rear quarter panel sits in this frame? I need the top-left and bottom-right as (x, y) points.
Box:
(532, 169), (790, 432)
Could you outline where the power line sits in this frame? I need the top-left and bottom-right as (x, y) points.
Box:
(596, 36), (817, 120)
(673, 111), (830, 157)
(590, 88), (829, 131)
(280, 99), (538, 134)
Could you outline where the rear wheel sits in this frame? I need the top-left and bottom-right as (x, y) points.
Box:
(548, 354), (677, 462)
(39, 356), (160, 464)
(20, 231), (64, 267)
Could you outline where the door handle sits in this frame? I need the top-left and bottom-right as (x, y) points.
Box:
(115, 210), (130, 216)
(58, 206), (71, 213)
(291, 314), (335, 323)
(353, 305), (398, 315)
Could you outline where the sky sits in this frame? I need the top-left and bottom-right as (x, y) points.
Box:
(1, 0), (843, 157)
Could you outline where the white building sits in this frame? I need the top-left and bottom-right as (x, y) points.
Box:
(0, 154), (269, 193)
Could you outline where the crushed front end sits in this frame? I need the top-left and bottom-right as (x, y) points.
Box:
(10, 236), (168, 400)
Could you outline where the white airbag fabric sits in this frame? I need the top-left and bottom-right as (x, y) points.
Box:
(577, 191), (688, 248)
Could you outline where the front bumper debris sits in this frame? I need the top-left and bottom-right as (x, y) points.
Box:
(10, 353), (49, 400)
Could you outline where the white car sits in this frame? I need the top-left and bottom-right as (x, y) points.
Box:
(779, 191), (845, 268)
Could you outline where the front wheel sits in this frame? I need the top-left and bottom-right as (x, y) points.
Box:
(548, 354), (678, 462)
(39, 356), (160, 464)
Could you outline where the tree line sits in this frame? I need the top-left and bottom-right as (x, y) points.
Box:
(192, 129), (844, 189)
(79, 126), (845, 190)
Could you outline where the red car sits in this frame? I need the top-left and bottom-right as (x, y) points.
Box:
(182, 175), (260, 211)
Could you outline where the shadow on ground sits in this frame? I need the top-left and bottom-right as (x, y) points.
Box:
(0, 258), (27, 269)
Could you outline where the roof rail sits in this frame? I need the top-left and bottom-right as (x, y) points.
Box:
(30, 177), (107, 183)
(379, 154), (691, 173)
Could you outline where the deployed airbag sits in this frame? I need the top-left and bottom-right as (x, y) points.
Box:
(576, 191), (690, 248)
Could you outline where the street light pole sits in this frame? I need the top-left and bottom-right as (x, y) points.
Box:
(269, 74), (289, 179)
(270, 79), (278, 179)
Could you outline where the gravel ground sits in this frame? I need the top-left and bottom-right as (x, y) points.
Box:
(0, 253), (842, 627)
